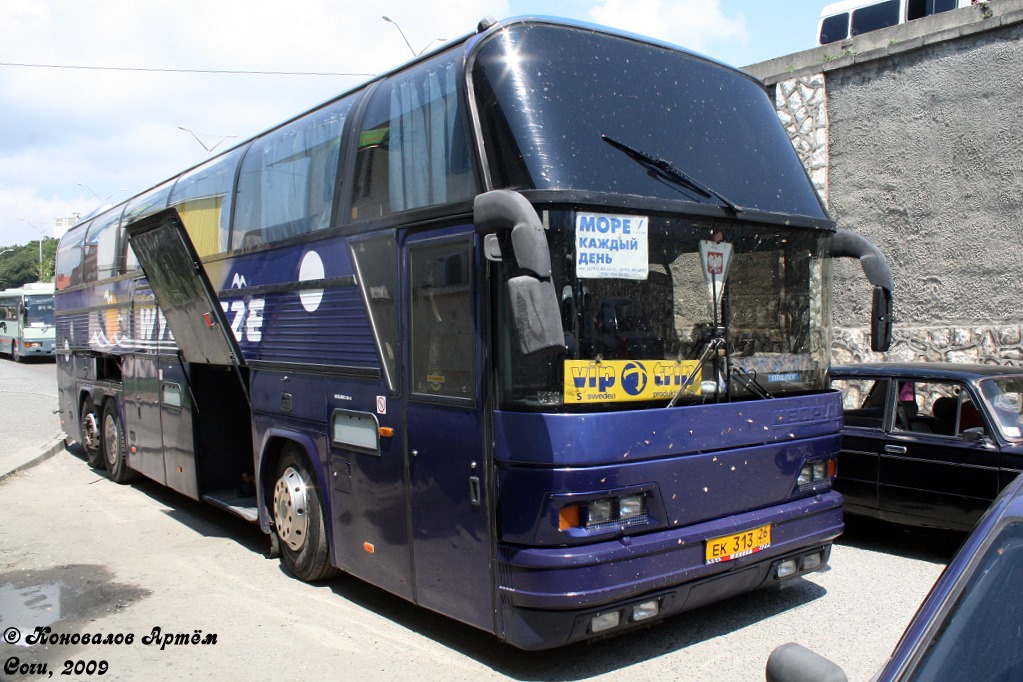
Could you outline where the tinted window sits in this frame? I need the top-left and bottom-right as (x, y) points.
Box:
(409, 238), (474, 400)
(169, 147), (243, 257)
(123, 182), (174, 271)
(83, 210), (123, 282)
(351, 54), (475, 221)
(233, 96), (352, 247)
(852, 0), (900, 35)
(909, 0), (960, 19)
(908, 522), (1023, 680)
(349, 233), (398, 391)
(56, 222), (88, 290)
(472, 24), (826, 218)
(820, 13), (850, 43)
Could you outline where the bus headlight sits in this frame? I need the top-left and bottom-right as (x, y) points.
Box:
(586, 499), (613, 526)
(559, 493), (649, 532)
(797, 458), (836, 488)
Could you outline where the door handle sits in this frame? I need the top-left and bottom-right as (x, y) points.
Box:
(884, 445), (907, 455)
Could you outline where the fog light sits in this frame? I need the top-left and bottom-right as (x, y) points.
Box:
(802, 552), (822, 572)
(591, 611), (621, 633)
(631, 600), (659, 622)
(776, 559), (799, 578)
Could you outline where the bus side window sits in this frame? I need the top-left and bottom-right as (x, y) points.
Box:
(351, 53), (475, 222)
(233, 96), (353, 247)
(168, 147), (244, 257)
(851, 0), (900, 36)
(819, 12), (849, 44)
(409, 239), (474, 399)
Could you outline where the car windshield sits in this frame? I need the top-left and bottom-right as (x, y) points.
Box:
(906, 521), (1023, 680)
(494, 211), (832, 410)
(978, 376), (1023, 440)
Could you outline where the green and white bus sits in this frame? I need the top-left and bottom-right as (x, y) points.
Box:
(0, 282), (56, 361)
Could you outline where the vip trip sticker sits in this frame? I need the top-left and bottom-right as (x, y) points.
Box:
(564, 359), (701, 403)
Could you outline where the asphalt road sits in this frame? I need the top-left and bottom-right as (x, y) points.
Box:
(0, 358), (62, 479)
(0, 360), (959, 681)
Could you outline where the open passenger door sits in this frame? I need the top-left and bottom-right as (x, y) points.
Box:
(126, 208), (246, 371)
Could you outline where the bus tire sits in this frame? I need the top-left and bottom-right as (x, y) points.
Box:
(272, 445), (337, 582)
(102, 400), (137, 484)
(81, 398), (105, 469)
(12, 342), (21, 362)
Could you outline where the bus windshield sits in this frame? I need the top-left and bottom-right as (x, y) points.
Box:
(472, 22), (827, 219)
(496, 213), (832, 409)
(25, 295), (55, 326)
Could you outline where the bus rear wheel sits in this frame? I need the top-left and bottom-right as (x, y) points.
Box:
(102, 400), (136, 484)
(80, 398), (105, 469)
(272, 446), (337, 582)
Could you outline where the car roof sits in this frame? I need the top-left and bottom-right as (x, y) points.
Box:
(831, 362), (1023, 383)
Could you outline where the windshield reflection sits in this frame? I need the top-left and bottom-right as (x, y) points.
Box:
(980, 377), (1023, 440)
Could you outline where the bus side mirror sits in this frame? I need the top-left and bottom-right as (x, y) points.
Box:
(474, 190), (565, 355)
(871, 285), (892, 353)
(831, 229), (894, 353)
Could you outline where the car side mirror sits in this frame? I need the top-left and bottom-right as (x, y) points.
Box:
(766, 643), (848, 682)
(963, 428), (987, 443)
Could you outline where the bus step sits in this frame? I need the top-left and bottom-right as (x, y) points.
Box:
(202, 490), (259, 523)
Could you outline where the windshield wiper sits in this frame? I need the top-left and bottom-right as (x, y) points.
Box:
(668, 337), (724, 408)
(602, 135), (742, 215)
(732, 367), (773, 400)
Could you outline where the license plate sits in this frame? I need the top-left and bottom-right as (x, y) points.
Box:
(705, 524), (772, 564)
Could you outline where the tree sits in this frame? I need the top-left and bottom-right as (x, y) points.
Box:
(0, 239), (57, 290)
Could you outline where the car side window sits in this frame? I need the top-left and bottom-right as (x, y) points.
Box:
(892, 381), (982, 438)
(834, 378), (888, 430)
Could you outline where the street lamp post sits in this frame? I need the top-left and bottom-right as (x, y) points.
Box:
(382, 16), (446, 56)
(77, 182), (126, 206)
(178, 127), (236, 157)
(17, 218), (46, 280)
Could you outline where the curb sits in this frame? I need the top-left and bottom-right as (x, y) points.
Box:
(0, 433), (69, 485)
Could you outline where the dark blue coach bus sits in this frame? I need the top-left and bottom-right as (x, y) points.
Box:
(54, 17), (893, 649)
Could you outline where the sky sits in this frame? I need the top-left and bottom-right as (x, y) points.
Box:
(0, 0), (829, 247)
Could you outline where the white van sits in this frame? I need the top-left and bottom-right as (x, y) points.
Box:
(817, 0), (974, 45)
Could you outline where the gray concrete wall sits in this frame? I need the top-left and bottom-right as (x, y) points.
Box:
(745, 0), (1023, 365)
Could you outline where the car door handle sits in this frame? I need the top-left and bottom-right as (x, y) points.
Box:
(884, 445), (907, 455)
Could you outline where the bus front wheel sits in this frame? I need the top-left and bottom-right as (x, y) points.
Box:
(102, 400), (136, 484)
(80, 398), (105, 470)
(272, 446), (337, 582)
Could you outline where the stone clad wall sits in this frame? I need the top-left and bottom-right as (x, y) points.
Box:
(745, 0), (1023, 367)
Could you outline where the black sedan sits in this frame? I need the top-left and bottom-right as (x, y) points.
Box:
(830, 362), (1023, 531)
